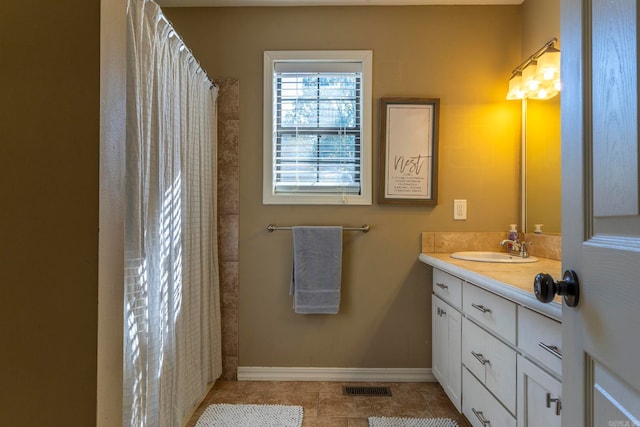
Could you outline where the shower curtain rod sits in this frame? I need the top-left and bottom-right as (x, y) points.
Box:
(160, 13), (217, 89)
(267, 224), (370, 233)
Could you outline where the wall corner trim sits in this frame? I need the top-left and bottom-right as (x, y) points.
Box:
(237, 367), (434, 382)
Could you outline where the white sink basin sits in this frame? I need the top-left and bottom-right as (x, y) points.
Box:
(450, 251), (538, 263)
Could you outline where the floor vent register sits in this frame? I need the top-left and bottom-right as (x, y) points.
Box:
(342, 386), (392, 396)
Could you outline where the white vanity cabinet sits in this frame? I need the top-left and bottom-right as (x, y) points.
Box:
(428, 265), (562, 427)
(432, 270), (462, 411)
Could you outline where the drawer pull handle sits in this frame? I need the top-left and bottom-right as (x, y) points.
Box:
(435, 282), (449, 290)
(471, 303), (492, 313)
(546, 393), (562, 416)
(471, 351), (490, 365)
(538, 342), (563, 359)
(471, 408), (491, 426)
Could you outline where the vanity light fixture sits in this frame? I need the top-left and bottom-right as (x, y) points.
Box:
(506, 38), (561, 100)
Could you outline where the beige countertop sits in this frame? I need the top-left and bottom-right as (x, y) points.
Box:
(419, 252), (562, 320)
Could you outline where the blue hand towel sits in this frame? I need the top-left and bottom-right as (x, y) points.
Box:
(290, 226), (343, 314)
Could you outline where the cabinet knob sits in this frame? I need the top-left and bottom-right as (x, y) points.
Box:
(534, 269), (580, 307)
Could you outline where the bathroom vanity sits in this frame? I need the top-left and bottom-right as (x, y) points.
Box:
(420, 252), (562, 427)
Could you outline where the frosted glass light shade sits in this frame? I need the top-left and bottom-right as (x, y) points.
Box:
(536, 47), (561, 81)
(531, 86), (558, 100)
(506, 73), (525, 100)
(522, 61), (539, 91)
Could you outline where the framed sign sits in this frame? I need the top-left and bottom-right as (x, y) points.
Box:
(378, 98), (439, 205)
(378, 98), (440, 205)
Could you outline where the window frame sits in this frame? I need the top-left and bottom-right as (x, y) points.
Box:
(263, 50), (373, 205)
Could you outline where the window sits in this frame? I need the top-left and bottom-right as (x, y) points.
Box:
(263, 51), (372, 205)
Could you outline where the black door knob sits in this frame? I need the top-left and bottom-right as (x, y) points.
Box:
(534, 270), (580, 307)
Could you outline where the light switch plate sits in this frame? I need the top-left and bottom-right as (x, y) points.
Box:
(454, 199), (467, 220)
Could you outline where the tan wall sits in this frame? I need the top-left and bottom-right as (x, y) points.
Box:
(0, 1), (100, 425)
(521, 0), (560, 54)
(165, 6), (521, 369)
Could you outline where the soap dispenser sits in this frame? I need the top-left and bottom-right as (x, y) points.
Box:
(508, 224), (518, 241)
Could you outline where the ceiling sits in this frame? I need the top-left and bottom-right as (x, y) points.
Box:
(157, 0), (523, 7)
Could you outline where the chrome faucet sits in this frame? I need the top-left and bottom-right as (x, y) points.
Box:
(500, 239), (533, 258)
(500, 239), (521, 253)
(519, 241), (532, 258)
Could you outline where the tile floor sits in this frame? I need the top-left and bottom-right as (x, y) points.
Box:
(186, 381), (471, 426)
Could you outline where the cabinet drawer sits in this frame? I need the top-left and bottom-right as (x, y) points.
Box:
(433, 269), (462, 309)
(462, 318), (516, 413)
(518, 307), (562, 377)
(463, 282), (516, 344)
(463, 368), (516, 427)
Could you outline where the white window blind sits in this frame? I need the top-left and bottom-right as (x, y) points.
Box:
(263, 51), (372, 205)
(275, 68), (361, 193)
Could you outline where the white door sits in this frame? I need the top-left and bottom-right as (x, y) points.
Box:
(561, 0), (640, 426)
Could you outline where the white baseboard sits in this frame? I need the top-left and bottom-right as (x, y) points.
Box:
(237, 367), (435, 382)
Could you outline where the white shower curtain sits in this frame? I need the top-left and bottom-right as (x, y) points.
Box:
(124, 1), (222, 426)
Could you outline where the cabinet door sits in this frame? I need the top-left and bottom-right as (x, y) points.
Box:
(444, 301), (461, 411)
(432, 297), (447, 385)
(517, 356), (562, 427)
(432, 296), (461, 411)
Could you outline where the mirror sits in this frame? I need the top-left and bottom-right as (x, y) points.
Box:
(524, 97), (561, 234)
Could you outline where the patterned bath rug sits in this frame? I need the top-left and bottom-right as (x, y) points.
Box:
(368, 417), (459, 427)
(195, 404), (303, 427)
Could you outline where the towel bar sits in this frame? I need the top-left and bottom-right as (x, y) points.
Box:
(267, 224), (370, 233)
